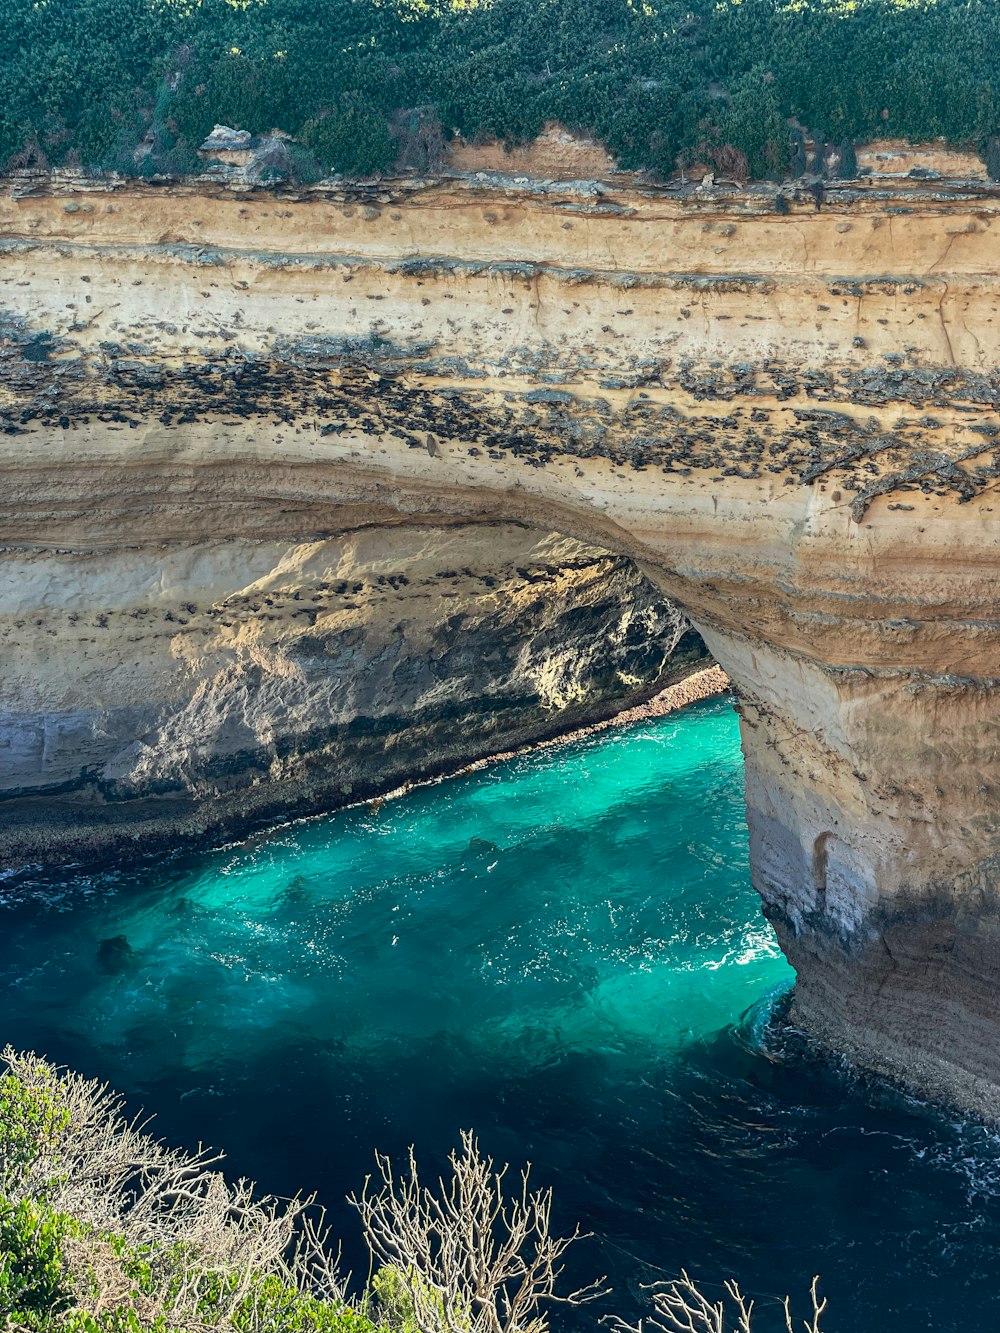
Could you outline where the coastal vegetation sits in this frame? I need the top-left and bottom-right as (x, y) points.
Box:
(0, 1046), (602, 1332)
(0, 1048), (825, 1332)
(1, 0), (998, 182)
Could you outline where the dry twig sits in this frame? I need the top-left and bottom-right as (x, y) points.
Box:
(603, 1270), (825, 1333)
(350, 1129), (608, 1332)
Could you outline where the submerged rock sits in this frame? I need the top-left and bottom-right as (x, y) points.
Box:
(468, 837), (499, 856)
(97, 935), (135, 975)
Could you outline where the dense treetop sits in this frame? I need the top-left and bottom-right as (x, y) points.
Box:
(1, 0), (998, 181)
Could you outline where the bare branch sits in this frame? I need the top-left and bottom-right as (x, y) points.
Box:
(350, 1129), (609, 1332)
(605, 1273), (826, 1333)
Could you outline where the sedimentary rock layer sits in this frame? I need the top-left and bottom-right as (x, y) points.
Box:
(0, 521), (698, 861)
(2, 168), (1000, 1112)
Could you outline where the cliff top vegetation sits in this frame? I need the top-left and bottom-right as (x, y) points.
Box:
(1, 0), (998, 184)
(0, 1046), (825, 1333)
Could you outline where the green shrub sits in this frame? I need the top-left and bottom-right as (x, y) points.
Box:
(0, 1057), (71, 1186)
(300, 108), (396, 177)
(1, 0), (999, 180)
(0, 1197), (77, 1320)
(0, 1047), (375, 1332)
(717, 66), (789, 181)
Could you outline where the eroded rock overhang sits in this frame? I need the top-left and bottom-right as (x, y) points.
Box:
(3, 171), (1000, 1112)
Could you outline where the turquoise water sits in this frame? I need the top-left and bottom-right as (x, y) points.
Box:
(4, 697), (1000, 1330)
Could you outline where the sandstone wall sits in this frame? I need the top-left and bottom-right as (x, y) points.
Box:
(0, 520), (698, 862)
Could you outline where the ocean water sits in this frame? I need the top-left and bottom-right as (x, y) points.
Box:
(3, 697), (1000, 1331)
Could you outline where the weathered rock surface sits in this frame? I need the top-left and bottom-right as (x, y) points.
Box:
(0, 522), (699, 861)
(2, 168), (1000, 1113)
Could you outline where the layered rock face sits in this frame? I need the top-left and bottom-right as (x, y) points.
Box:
(2, 169), (1000, 1110)
(0, 522), (698, 861)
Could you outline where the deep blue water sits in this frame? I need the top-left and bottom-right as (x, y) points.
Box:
(3, 697), (1000, 1330)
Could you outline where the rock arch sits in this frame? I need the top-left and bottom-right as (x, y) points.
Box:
(2, 174), (1000, 1112)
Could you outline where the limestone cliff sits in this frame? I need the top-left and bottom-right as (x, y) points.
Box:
(0, 520), (698, 861)
(3, 166), (1000, 1113)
